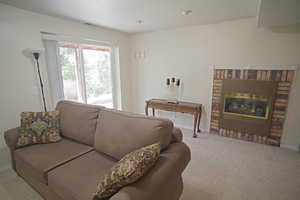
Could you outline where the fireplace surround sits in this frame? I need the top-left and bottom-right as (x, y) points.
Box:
(210, 67), (296, 146)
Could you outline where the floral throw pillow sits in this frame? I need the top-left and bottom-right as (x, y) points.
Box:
(16, 111), (62, 148)
(94, 143), (161, 200)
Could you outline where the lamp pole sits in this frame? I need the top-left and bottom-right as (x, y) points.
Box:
(33, 52), (47, 112)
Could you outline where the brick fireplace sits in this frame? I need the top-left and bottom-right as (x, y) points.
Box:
(210, 67), (296, 146)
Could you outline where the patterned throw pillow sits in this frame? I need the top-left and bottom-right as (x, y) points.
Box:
(94, 143), (161, 200)
(16, 111), (62, 148)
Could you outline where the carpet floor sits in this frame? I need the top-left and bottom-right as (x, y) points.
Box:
(0, 129), (300, 200)
(181, 129), (300, 200)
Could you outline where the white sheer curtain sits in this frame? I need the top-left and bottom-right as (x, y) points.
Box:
(43, 40), (64, 108)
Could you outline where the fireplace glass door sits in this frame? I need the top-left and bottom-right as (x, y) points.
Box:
(223, 93), (270, 120)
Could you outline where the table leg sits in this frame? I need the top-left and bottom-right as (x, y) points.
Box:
(197, 111), (202, 133)
(152, 108), (155, 116)
(145, 103), (149, 116)
(193, 113), (198, 138)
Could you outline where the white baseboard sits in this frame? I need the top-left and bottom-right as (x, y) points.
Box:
(0, 166), (10, 173)
(174, 124), (299, 152)
(175, 124), (193, 130)
(174, 123), (209, 133)
(280, 144), (300, 152)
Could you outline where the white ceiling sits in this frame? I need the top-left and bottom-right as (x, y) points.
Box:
(258, 0), (300, 27)
(0, 0), (260, 33)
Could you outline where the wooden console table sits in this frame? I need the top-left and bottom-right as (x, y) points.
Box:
(145, 99), (202, 138)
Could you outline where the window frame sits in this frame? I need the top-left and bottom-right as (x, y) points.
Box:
(58, 42), (117, 108)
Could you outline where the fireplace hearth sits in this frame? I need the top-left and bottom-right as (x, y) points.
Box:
(210, 68), (295, 146)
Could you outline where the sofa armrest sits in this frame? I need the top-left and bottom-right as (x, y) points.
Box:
(171, 127), (183, 143)
(110, 142), (191, 200)
(4, 127), (19, 150)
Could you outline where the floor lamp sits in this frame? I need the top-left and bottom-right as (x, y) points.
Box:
(32, 51), (47, 112)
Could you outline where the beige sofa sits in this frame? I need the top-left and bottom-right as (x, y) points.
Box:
(4, 100), (191, 200)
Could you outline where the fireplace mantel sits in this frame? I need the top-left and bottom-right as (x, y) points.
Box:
(213, 66), (298, 71)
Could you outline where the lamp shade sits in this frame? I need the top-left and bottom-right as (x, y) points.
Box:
(22, 48), (44, 59)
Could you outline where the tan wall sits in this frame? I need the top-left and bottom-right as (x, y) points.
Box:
(130, 18), (300, 150)
(0, 4), (132, 150)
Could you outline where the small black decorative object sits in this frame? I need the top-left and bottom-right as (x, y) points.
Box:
(166, 78), (170, 86)
(166, 77), (181, 87)
(33, 52), (47, 112)
(176, 79), (180, 86)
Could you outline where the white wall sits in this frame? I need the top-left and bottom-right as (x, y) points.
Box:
(130, 18), (300, 149)
(0, 4), (132, 150)
(1, 4), (299, 153)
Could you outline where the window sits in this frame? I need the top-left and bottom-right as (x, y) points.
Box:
(57, 43), (115, 108)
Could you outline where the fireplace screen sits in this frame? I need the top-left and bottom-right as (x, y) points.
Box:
(223, 92), (270, 120)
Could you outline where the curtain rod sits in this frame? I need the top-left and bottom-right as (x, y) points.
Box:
(40, 31), (113, 46)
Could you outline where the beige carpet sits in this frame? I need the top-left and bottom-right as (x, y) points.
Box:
(181, 129), (300, 200)
(0, 129), (300, 200)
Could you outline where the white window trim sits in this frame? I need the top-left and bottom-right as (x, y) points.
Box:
(43, 33), (122, 109)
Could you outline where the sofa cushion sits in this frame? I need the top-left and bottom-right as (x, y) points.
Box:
(14, 138), (93, 184)
(94, 109), (173, 160)
(94, 143), (161, 199)
(48, 151), (116, 200)
(17, 111), (62, 148)
(56, 100), (102, 146)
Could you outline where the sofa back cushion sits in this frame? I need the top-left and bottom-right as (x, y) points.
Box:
(56, 101), (102, 146)
(94, 109), (173, 160)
